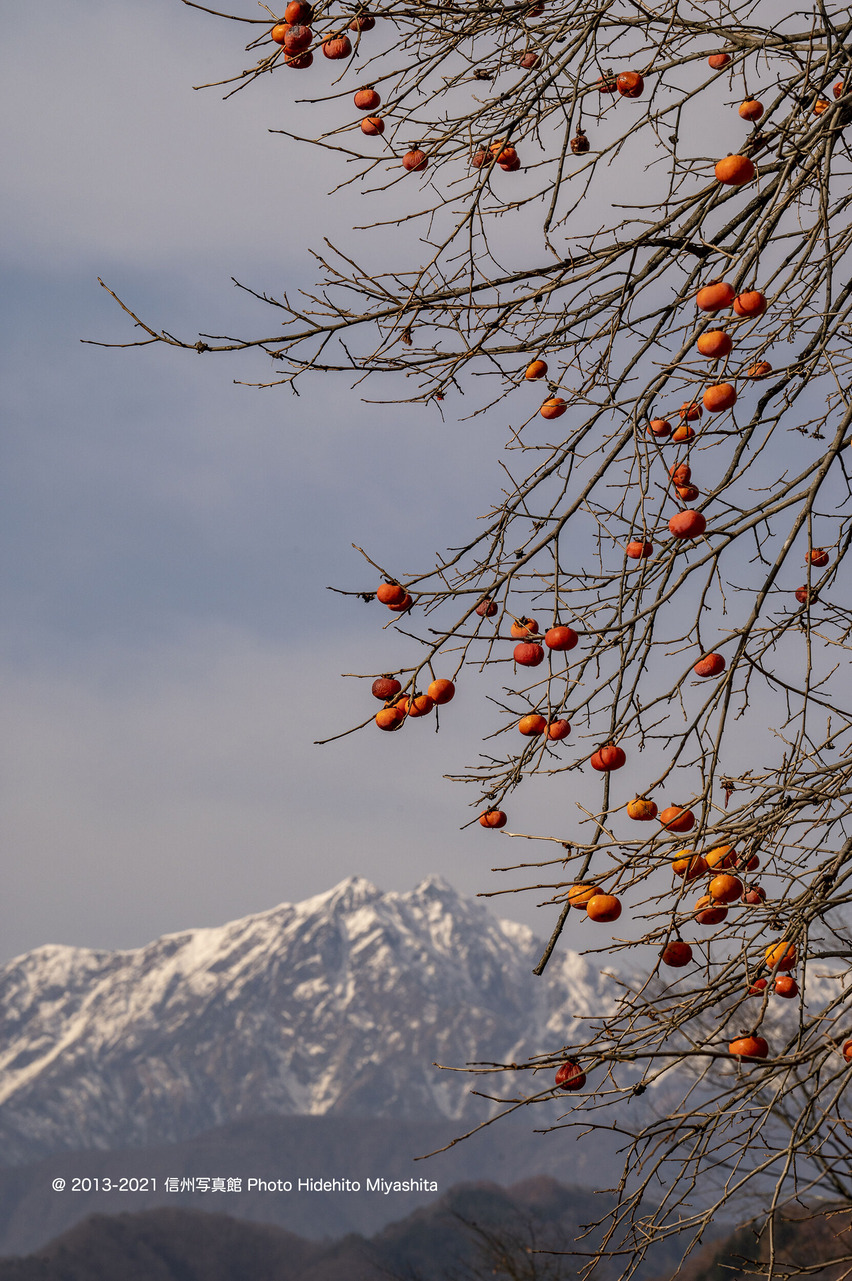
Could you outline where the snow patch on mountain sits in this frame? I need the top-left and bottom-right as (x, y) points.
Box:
(0, 876), (614, 1164)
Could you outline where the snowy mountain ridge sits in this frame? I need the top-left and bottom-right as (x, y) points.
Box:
(0, 875), (616, 1164)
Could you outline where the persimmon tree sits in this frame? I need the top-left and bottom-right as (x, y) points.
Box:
(94, 0), (852, 1275)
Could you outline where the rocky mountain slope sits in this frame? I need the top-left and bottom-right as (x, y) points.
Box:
(0, 876), (618, 1164)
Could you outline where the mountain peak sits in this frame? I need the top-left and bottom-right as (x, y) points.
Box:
(409, 873), (462, 899)
(308, 875), (383, 914)
(0, 876), (618, 1165)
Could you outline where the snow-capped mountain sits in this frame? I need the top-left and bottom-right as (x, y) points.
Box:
(0, 876), (617, 1164)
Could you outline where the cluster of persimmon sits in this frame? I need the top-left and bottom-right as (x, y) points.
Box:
(270, 1), (370, 69)
(373, 674), (455, 731)
(472, 140), (523, 172)
(349, 47), (840, 1076)
(660, 843), (808, 1049)
(597, 70), (645, 98)
(269, 4), (435, 171)
(371, 585), (456, 730)
(375, 580), (413, 614)
(471, 605), (581, 674)
(473, 614), (580, 825)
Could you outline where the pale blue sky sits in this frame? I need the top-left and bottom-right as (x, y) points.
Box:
(3, 0), (840, 965)
(1, 0), (576, 961)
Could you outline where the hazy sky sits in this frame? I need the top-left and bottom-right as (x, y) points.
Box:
(2, 0), (591, 961)
(4, 1), (834, 966)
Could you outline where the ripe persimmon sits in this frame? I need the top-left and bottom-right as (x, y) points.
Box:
(271, 23), (291, 43)
(546, 719), (571, 740)
(748, 977), (768, 995)
(808, 548), (829, 566)
(570, 131), (590, 154)
(648, 417), (672, 437)
(696, 282), (735, 311)
(715, 154), (755, 185)
(361, 117), (384, 136)
(284, 23), (312, 50)
(672, 853), (707, 880)
(774, 974), (798, 998)
(541, 397), (568, 419)
(679, 400), (703, 420)
(694, 653), (726, 677)
(696, 331), (733, 358)
(765, 941), (797, 971)
(376, 581), (406, 605)
(814, 98), (830, 115)
(617, 71), (644, 97)
(376, 705), (405, 731)
(544, 625), (578, 650)
(285, 0), (312, 18)
(387, 592), (413, 612)
(708, 53), (731, 69)
(399, 693), (434, 717)
(354, 87), (381, 110)
(703, 382), (737, 412)
(372, 676), (402, 700)
(627, 796), (657, 821)
(694, 895), (727, 925)
(402, 148), (428, 172)
(747, 361), (772, 379)
(510, 617), (539, 639)
(555, 1059), (586, 1090)
(626, 540), (653, 559)
(586, 893), (622, 922)
(285, 49), (312, 67)
(427, 678), (455, 704)
(729, 1035), (769, 1058)
(738, 98), (764, 121)
(708, 873), (743, 903)
(733, 290), (766, 317)
(795, 585), (818, 605)
(518, 713), (547, 736)
(476, 598), (499, 617)
(705, 844), (736, 869)
(514, 641), (545, 666)
(479, 809), (507, 828)
(672, 423), (696, 442)
(568, 883), (602, 909)
(590, 743), (626, 771)
(742, 885), (766, 905)
(669, 510), (707, 539)
(525, 359), (548, 380)
(677, 484), (700, 502)
(660, 805), (695, 832)
(519, 51), (540, 69)
(349, 12), (376, 29)
(661, 941), (693, 967)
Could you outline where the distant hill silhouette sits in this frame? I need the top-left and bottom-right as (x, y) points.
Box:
(672, 1203), (852, 1281)
(0, 1177), (691, 1281)
(0, 1113), (628, 1256)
